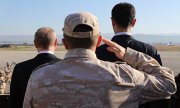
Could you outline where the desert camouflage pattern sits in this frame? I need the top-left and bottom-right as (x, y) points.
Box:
(23, 48), (176, 108)
(0, 70), (6, 94)
(0, 62), (15, 94)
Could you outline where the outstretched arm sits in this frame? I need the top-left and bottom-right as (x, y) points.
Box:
(102, 37), (176, 103)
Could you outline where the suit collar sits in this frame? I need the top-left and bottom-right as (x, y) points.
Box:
(38, 50), (54, 55)
(114, 32), (131, 36)
(35, 53), (57, 60)
(112, 33), (134, 40)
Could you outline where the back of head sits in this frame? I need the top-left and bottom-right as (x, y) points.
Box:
(34, 27), (57, 50)
(112, 2), (136, 28)
(62, 12), (100, 49)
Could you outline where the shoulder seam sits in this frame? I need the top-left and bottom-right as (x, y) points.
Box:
(32, 60), (60, 72)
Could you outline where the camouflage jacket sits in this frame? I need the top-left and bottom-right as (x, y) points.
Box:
(23, 48), (176, 108)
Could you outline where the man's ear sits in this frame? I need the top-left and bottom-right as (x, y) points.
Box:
(62, 38), (68, 49)
(132, 19), (136, 27)
(34, 40), (38, 48)
(96, 36), (102, 47)
(54, 38), (58, 47)
(111, 18), (116, 27)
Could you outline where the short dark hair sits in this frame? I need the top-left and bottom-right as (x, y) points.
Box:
(34, 27), (56, 49)
(64, 24), (98, 49)
(111, 2), (136, 28)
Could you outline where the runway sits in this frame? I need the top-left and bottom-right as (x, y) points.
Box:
(0, 51), (179, 75)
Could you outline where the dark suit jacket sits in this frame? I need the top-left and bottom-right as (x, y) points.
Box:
(96, 35), (162, 65)
(9, 53), (60, 108)
(96, 35), (166, 108)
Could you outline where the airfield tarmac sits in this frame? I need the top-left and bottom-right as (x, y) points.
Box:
(0, 51), (179, 75)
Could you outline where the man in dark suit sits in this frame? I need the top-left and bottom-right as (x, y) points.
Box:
(96, 2), (166, 108)
(9, 27), (60, 108)
(96, 2), (162, 65)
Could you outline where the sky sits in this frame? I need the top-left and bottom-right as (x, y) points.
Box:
(0, 0), (180, 35)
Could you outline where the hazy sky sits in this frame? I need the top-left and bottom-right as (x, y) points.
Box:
(0, 0), (180, 35)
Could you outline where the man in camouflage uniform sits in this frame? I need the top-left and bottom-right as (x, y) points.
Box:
(23, 12), (176, 108)
(4, 62), (12, 83)
(0, 70), (6, 94)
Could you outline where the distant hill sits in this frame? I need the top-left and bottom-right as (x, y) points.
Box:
(102, 33), (180, 44)
(0, 33), (180, 44)
(0, 35), (33, 44)
(133, 33), (180, 44)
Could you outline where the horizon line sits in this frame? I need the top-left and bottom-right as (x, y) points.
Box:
(1, 33), (180, 36)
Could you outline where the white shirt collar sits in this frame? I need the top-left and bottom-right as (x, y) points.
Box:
(38, 50), (54, 55)
(114, 32), (131, 36)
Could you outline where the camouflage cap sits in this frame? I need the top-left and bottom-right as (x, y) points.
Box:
(63, 12), (100, 38)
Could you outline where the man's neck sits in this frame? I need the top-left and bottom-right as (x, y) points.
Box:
(114, 26), (132, 34)
(68, 47), (96, 52)
(37, 48), (55, 54)
(115, 29), (131, 33)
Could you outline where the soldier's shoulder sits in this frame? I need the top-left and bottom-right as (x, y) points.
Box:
(33, 60), (60, 72)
